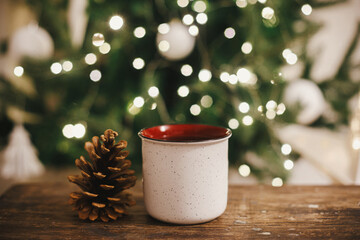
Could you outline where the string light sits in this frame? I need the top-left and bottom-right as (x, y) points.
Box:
(89, 69), (101, 82)
(198, 69), (212, 82)
(132, 58), (145, 69)
(134, 27), (146, 38)
(229, 74), (238, 85)
(242, 115), (253, 126)
(266, 110), (276, 119)
(241, 42), (253, 54)
(13, 66), (24, 77)
(237, 68), (251, 83)
(284, 159), (294, 170)
(99, 42), (111, 54)
(181, 64), (193, 76)
(196, 13), (208, 24)
(228, 118), (239, 129)
(92, 33), (105, 46)
(62, 124), (74, 138)
(301, 4), (312, 16)
(282, 49), (298, 65)
(177, 0), (189, 8)
(200, 95), (213, 108)
(238, 164), (251, 177)
(109, 15), (124, 30)
(62, 61), (73, 72)
(238, 102), (250, 113)
(158, 23), (170, 34)
(276, 103), (286, 115)
(262, 7), (275, 20)
(272, 177), (283, 187)
(85, 53), (97, 65)
(266, 100), (277, 110)
(190, 104), (201, 116)
(158, 40), (170, 52)
(281, 144), (292, 155)
(236, 0), (247, 8)
(224, 27), (236, 39)
(188, 25), (199, 36)
(182, 14), (194, 25)
(151, 103), (157, 110)
(193, 1), (206, 13)
(258, 0), (267, 4)
(258, 105), (263, 112)
(133, 96), (145, 108)
(177, 85), (190, 97)
(62, 123), (86, 139)
(220, 72), (230, 82)
(50, 62), (62, 74)
(148, 86), (159, 98)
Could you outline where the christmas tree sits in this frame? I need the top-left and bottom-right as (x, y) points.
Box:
(0, 0), (358, 183)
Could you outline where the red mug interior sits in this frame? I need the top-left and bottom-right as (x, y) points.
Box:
(139, 124), (231, 142)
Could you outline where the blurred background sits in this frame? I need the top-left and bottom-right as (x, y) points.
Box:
(0, 0), (359, 193)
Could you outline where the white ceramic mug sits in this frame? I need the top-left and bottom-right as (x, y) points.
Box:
(138, 124), (232, 224)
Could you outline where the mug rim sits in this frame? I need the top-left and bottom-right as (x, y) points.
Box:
(138, 124), (232, 144)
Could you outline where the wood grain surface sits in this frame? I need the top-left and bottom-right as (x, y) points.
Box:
(0, 183), (359, 239)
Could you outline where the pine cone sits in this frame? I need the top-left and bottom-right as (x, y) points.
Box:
(68, 129), (137, 222)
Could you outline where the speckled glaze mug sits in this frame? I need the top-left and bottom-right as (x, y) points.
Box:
(138, 124), (232, 224)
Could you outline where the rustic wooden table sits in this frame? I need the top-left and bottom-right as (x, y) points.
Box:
(0, 183), (359, 239)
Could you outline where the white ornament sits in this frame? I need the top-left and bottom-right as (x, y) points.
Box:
(8, 22), (54, 61)
(307, 0), (360, 82)
(156, 20), (196, 61)
(283, 79), (326, 125)
(67, 0), (88, 48)
(1, 124), (44, 180)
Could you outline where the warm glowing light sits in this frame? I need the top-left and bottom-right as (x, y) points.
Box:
(284, 159), (294, 170)
(190, 104), (201, 116)
(158, 40), (170, 52)
(85, 53), (97, 65)
(228, 118), (239, 129)
(276, 103), (286, 115)
(178, 85), (190, 97)
(236, 0), (247, 8)
(196, 13), (208, 24)
(73, 123), (86, 138)
(352, 137), (360, 150)
(99, 42), (111, 54)
(89, 69), (101, 82)
(13, 66), (24, 77)
(200, 95), (213, 108)
(224, 27), (236, 39)
(238, 102), (250, 113)
(92, 33), (105, 46)
(109, 15), (124, 30)
(188, 25), (199, 36)
(238, 164), (251, 177)
(258, 0), (267, 3)
(62, 124), (74, 138)
(266, 110), (276, 119)
(282, 49), (292, 59)
(281, 144), (292, 155)
(50, 62), (62, 74)
(242, 115), (253, 126)
(151, 103), (157, 110)
(128, 105), (141, 115)
(258, 105), (263, 112)
(241, 42), (253, 54)
(148, 86), (159, 98)
(62, 61), (73, 72)
(158, 23), (170, 34)
(272, 177), (283, 187)
(229, 74), (238, 85)
(301, 4), (312, 16)
(237, 68), (251, 83)
(132, 58), (145, 69)
(220, 72), (230, 82)
(134, 27), (146, 38)
(198, 69), (212, 82)
(182, 14), (194, 25)
(286, 53), (298, 65)
(261, 7), (274, 20)
(134, 96), (145, 108)
(266, 100), (277, 110)
(181, 64), (193, 76)
(177, 0), (189, 7)
(193, 1), (206, 13)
